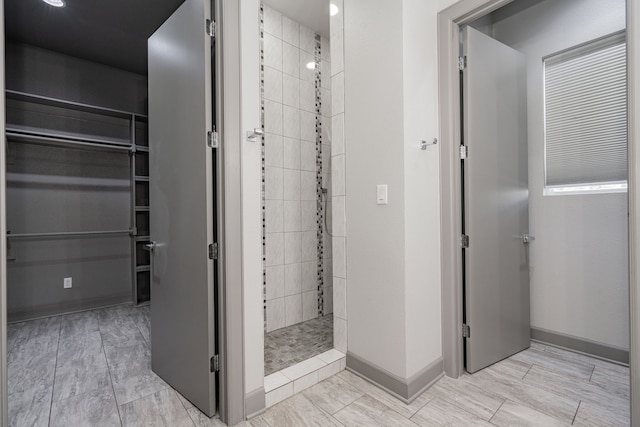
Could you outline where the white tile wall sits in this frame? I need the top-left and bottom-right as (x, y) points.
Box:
(263, 5), (333, 331)
(285, 294), (303, 325)
(330, 1), (346, 354)
(282, 16), (299, 47)
(264, 33), (283, 71)
(284, 262), (302, 296)
(266, 298), (285, 332)
(283, 105), (300, 139)
(264, 66), (283, 102)
(282, 74), (300, 108)
(300, 171), (316, 201)
(283, 169), (301, 201)
(283, 137), (301, 170)
(265, 232), (284, 267)
(283, 42), (300, 78)
(263, 6), (282, 38)
(266, 265), (285, 300)
(283, 200), (301, 232)
(264, 99), (283, 135)
(302, 290), (318, 321)
(264, 133), (284, 167)
(301, 261), (316, 292)
(265, 200), (284, 233)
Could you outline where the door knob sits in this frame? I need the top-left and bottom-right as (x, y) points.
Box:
(144, 241), (157, 252)
(521, 234), (535, 244)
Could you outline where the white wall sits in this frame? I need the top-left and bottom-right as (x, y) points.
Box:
(344, 0), (408, 378)
(491, 0), (629, 349)
(402, 0), (443, 377)
(343, 0), (455, 380)
(240, 0), (265, 398)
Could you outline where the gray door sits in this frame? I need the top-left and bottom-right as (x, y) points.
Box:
(462, 26), (530, 374)
(148, 0), (216, 415)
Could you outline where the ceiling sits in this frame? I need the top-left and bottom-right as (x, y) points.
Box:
(5, 0), (330, 75)
(263, 0), (330, 37)
(5, 0), (186, 75)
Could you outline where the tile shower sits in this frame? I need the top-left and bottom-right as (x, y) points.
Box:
(261, 3), (333, 370)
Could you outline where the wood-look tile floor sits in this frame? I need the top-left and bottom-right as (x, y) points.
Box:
(248, 341), (630, 427)
(8, 305), (630, 426)
(7, 304), (219, 427)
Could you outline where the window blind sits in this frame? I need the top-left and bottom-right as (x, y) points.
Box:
(544, 33), (627, 187)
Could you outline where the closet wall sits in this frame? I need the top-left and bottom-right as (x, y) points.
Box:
(5, 42), (148, 321)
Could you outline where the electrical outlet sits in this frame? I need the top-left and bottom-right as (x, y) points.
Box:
(64, 277), (72, 289)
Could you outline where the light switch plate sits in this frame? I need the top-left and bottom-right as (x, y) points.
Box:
(377, 184), (388, 205)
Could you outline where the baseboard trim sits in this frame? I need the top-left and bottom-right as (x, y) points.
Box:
(531, 327), (629, 365)
(346, 352), (443, 403)
(244, 387), (266, 419)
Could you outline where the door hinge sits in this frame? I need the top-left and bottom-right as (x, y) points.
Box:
(458, 56), (467, 71)
(210, 354), (220, 372)
(459, 145), (468, 160)
(206, 19), (216, 38)
(461, 234), (469, 248)
(207, 130), (219, 148)
(208, 243), (219, 260)
(462, 324), (470, 338)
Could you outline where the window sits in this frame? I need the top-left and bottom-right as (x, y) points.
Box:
(544, 31), (627, 195)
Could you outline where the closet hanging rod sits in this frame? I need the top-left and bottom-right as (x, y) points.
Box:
(5, 89), (148, 120)
(7, 229), (134, 239)
(6, 131), (133, 153)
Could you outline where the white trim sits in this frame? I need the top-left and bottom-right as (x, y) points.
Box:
(0, 0), (7, 424)
(437, 0), (513, 380)
(627, 0), (640, 424)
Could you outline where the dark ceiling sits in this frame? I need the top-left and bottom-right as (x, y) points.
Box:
(5, 0), (186, 75)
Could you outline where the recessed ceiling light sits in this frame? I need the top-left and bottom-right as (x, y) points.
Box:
(42, 0), (65, 7)
(330, 3), (339, 16)
(306, 62), (316, 70)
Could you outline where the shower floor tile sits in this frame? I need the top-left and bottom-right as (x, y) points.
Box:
(264, 315), (333, 376)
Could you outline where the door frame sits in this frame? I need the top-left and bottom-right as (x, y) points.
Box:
(437, 0), (640, 421)
(216, 0), (245, 424)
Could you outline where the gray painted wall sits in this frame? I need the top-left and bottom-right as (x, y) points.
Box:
(488, 0), (629, 349)
(6, 42), (147, 115)
(5, 42), (147, 321)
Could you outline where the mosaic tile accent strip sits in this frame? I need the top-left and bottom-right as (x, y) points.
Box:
(260, 3), (267, 330)
(314, 34), (325, 318)
(264, 315), (334, 375)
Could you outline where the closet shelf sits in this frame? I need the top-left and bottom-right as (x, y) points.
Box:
(7, 229), (134, 239)
(136, 266), (151, 272)
(6, 130), (133, 153)
(135, 235), (151, 242)
(136, 146), (150, 153)
(6, 89), (148, 120)
(135, 176), (150, 182)
(135, 207), (150, 212)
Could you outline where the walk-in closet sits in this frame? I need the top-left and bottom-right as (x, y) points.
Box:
(3, 1), (212, 425)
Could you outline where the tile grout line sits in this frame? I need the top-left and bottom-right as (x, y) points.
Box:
(487, 398), (506, 424)
(521, 363), (533, 380)
(46, 319), (63, 427)
(571, 400), (582, 425)
(588, 365), (595, 382)
(100, 333), (124, 426)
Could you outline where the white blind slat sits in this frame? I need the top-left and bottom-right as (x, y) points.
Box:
(544, 34), (627, 187)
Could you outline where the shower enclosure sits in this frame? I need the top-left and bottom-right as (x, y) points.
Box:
(260, 2), (333, 375)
